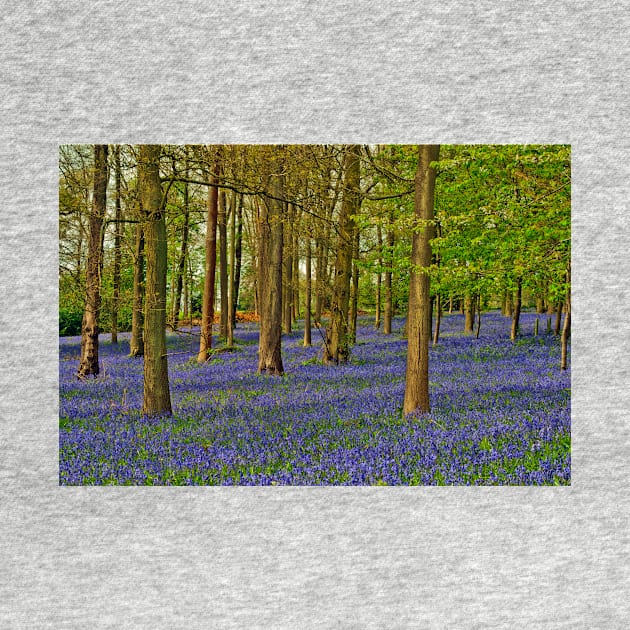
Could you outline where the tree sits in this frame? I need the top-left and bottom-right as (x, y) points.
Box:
(198, 147), (220, 363)
(138, 145), (172, 415)
(403, 145), (439, 415)
(257, 146), (285, 375)
(110, 145), (122, 344)
(324, 145), (360, 364)
(77, 144), (109, 379)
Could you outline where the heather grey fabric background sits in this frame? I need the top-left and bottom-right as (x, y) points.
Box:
(1, 1), (628, 627)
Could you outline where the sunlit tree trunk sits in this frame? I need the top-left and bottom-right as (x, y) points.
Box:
(257, 146), (284, 375)
(283, 202), (293, 334)
(464, 294), (475, 334)
(403, 144), (439, 415)
(218, 189), (229, 340)
(349, 226), (360, 344)
(172, 152), (190, 330)
(77, 144), (108, 379)
(111, 145), (122, 344)
(139, 145), (172, 415)
(198, 148), (220, 362)
(324, 145), (360, 365)
(232, 195), (243, 326)
(226, 191), (236, 348)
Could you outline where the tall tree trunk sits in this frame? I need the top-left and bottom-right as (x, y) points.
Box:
(283, 202), (293, 334)
(218, 189), (229, 340)
(198, 149), (220, 362)
(227, 191), (236, 348)
(510, 278), (522, 342)
(232, 195), (243, 326)
(304, 235), (312, 346)
(129, 222), (145, 357)
(560, 268), (571, 370)
(324, 145), (360, 365)
(172, 154), (190, 330)
(257, 146), (284, 375)
(349, 226), (360, 344)
(384, 227), (394, 334)
(111, 145), (122, 344)
(292, 206), (300, 322)
(375, 224), (382, 329)
(403, 144), (439, 415)
(78, 144), (108, 379)
(139, 145), (172, 415)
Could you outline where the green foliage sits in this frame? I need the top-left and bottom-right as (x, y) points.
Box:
(59, 307), (83, 336)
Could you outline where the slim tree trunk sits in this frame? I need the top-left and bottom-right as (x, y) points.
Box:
(129, 222), (145, 357)
(349, 226), (360, 344)
(403, 144), (439, 415)
(384, 228), (394, 334)
(226, 191), (236, 348)
(283, 202), (293, 334)
(475, 293), (482, 339)
(139, 145), (171, 415)
(375, 224), (382, 329)
(324, 145), (360, 365)
(304, 236), (312, 346)
(433, 292), (441, 346)
(111, 145), (122, 344)
(554, 300), (564, 336)
(232, 195), (243, 326)
(198, 149), (220, 362)
(511, 279), (522, 342)
(77, 144), (108, 379)
(218, 189), (229, 340)
(560, 268), (571, 370)
(257, 146), (284, 375)
(172, 155), (190, 330)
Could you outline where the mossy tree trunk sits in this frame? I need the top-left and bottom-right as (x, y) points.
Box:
(77, 144), (108, 379)
(139, 145), (172, 416)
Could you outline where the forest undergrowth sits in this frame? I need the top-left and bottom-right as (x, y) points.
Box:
(59, 311), (570, 485)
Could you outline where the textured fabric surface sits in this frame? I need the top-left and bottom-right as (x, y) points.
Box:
(1, 1), (628, 627)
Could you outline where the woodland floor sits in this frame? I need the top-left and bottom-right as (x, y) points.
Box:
(59, 311), (570, 485)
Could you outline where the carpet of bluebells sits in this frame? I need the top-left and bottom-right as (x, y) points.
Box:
(59, 311), (570, 485)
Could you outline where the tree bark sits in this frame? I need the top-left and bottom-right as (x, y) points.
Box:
(172, 153), (190, 330)
(304, 235), (312, 346)
(283, 202), (293, 334)
(232, 195), (243, 326)
(77, 144), (108, 379)
(139, 145), (172, 415)
(257, 146), (285, 375)
(403, 144), (439, 416)
(464, 294), (475, 334)
(383, 228), (394, 334)
(324, 145), (360, 365)
(510, 278), (522, 342)
(111, 145), (122, 344)
(198, 149), (220, 362)
(433, 292), (441, 346)
(218, 189), (229, 339)
(560, 269), (571, 370)
(129, 222), (145, 357)
(375, 224), (382, 329)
